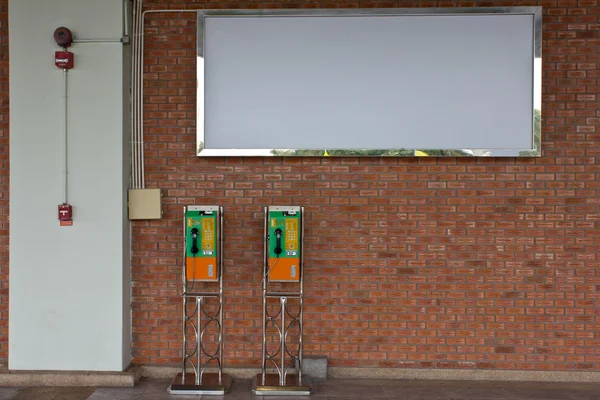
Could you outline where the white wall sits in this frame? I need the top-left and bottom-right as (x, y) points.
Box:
(9, 0), (131, 371)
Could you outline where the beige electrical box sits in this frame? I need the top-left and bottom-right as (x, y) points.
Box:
(128, 189), (162, 220)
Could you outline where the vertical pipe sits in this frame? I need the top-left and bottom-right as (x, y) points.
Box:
(135, 0), (143, 189)
(130, 0), (139, 189)
(182, 294), (187, 378)
(261, 207), (268, 385)
(280, 297), (286, 386)
(218, 206), (224, 385)
(183, 206), (187, 294)
(62, 69), (68, 204)
(298, 206), (305, 385)
(197, 296), (202, 385)
(182, 206), (188, 378)
(298, 297), (304, 385)
(134, 1), (141, 189)
(123, 0), (130, 39)
(134, 0), (139, 189)
(139, 38), (145, 190)
(300, 207), (305, 298)
(137, 3), (144, 188)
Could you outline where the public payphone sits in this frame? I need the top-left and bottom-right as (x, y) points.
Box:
(267, 206), (301, 282)
(185, 205), (219, 282)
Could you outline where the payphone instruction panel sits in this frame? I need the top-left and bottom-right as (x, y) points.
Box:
(185, 206), (219, 282)
(268, 206), (301, 282)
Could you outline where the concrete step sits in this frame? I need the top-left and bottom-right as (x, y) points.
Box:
(0, 364), (139, 387)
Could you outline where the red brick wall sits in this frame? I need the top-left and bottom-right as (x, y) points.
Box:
(138, 0), (598, 371)
(0, 0), (8, 363)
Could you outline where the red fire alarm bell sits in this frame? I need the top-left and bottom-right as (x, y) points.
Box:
(55, 51), (74, 70)
(58, 203), (72, 221)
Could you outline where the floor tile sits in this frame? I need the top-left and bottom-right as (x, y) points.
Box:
(319, 379), (388, 387)
(254, 397), (317, 400)
(143, 378), (257, 399)
(566, 391), (600, 400)
(501, 388), (573, 400)
(87, 391), (142, 400)
(432, 381), (507, 390)
(317, 378), (388, 394)
(443, 387), (510, 399)
(463, 399), (523, 400)
(138, 394), (203, 400)
(139, 379), (172, 394)
(319, 397), (388, 400)
(10, 387), (95, 400)
(0, 388), (20, 400)
(88, 382), (148, 400)
(319, 383), (386, 397)
(229, 378), (251, 394)
(199, 392), (263, 400)
(383, 386), (449, 399)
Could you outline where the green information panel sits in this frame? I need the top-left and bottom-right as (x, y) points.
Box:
(268, 210), (300, 259)
(186, 209), (217, 258)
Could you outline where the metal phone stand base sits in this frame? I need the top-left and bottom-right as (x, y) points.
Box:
(251, 373), (313, 396)
(169, 372), (232, 395)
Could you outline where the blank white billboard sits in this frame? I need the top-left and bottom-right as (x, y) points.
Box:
(197, 8), (542, 157)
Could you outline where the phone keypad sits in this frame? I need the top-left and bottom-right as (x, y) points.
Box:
(202, 219), (214, 250)
(286, 219), (298, 250)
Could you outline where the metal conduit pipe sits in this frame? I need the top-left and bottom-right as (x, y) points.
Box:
(131, 0), (140, 189)
(62, 69), (69, 204)
(73, 38), (123, 43)
(135, 0), (144, 189)
(124, 0), (130, 41)
(132, 0), (138, 189)
(131, 0), (144, 189)
(130, 2), (136, 189)
(136, 1), (144, 188)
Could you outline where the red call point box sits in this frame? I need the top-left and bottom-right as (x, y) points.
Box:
(58, 204), (73, 226)
(55, 51), (74, 70)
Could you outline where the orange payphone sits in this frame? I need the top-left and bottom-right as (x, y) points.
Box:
(185, 205), (219, 282)
(266, 206), (302, 282)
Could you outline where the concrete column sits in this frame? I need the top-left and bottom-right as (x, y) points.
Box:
(9, 0), (130, 371)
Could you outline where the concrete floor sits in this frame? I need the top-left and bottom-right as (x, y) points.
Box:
(0, 378), (598, 400)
